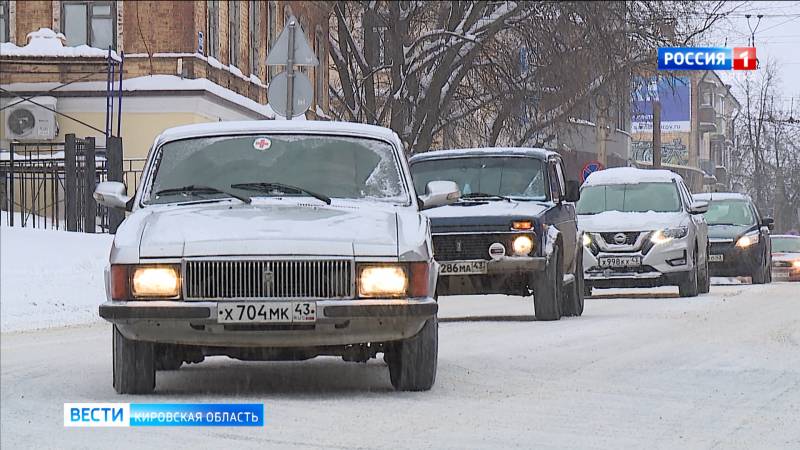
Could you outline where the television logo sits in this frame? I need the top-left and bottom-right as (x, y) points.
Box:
(64, 403), (265, 427)
(658, 47), (756, 71)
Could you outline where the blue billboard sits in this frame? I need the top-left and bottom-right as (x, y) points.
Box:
(631, 76), (691, 133)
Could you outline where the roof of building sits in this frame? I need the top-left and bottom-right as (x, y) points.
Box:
(409, 147), (556, 163)
(582, 167), (683, 186)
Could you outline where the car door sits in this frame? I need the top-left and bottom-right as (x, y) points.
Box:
(547, 157), (578, 274)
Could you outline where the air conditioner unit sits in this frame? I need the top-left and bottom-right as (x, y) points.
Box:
(3, 97), (58, 140)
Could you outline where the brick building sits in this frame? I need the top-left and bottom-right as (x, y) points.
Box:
(1, 1), (332, 159)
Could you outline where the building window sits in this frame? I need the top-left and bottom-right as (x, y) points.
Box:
(249, 0), (262, 77)
(207, 0), (219, 59)
(62, 1), (116, 49)
(0, 1), (9, 43)
(229, 0), (241, 68)
(267, 1), (278, 80)
(315, 29), (325, 107)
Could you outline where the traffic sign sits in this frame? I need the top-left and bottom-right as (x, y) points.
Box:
(581, 160), (605, 183)
(268, 71), (313, 118)
(265, 17), (318, 66)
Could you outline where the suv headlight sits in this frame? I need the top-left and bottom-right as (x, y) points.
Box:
(736, 231), (760, 248)
(650, 227), (688, 245)
(358, 265), (408, 298)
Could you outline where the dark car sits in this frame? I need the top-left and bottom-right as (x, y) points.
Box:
(409, 148), (583, 321)
(693, 192), (773, 283)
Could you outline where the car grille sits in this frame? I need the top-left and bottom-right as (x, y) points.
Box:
(184, 259), (353, 300)
(432, 233), (532, 261)
(773, 261), (792, 268)
(599, 232), (641, 246)
(710, 241), (733, 254)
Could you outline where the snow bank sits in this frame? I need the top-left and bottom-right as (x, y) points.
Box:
(0, 28), (120, 61)
(0, 227), (112, 332)
(583, 167), (682, 186)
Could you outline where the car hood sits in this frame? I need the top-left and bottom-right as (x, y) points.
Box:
(127, 202), (400, 257)
(578, 210), (686, 232)
(423, 200), (549, 232)
(706, 224), (755, 240)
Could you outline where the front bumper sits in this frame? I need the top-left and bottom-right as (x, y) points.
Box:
(583, 237), (693, 288)
(100, 298), (437, 348)
(709, 241), (760, 276)
(771, 266), (800, 281)
(436, 256), (546, 275)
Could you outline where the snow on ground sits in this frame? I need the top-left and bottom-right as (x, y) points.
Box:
(0, 226), (112, 332)
(2, 282), (799, 449)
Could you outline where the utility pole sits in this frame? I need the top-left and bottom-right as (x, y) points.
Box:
(652, 99), (662, 168)
(285, 20), (296, 120)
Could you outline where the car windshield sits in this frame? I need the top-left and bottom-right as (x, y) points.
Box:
(703, 199), (755, 226)
(410, 156), (546, 200)
(146, 134), (408, 205)
(772, 237), (800, 253)
(576, 182), (681, 214)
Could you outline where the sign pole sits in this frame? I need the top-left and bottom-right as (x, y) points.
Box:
(652, 99), (662, 168)
(286, 21), (296, 119)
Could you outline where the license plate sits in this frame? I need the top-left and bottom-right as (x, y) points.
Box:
(598, 256), (641, 268)
(709, 254), (724, 262)
(217, 302), (316, 323)
(439, 260), (488, 275)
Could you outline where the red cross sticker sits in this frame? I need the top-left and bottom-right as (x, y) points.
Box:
(253, 137), (271, 151)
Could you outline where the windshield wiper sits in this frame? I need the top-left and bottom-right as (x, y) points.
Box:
(231, 182), (331, 205)
(460, 192), (512, 202)
(154, 185), (251, 204)
(709, 222), (739, 226)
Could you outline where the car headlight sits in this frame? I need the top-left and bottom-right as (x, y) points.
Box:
(358, 265), (408, 298)
(512, 235), (534, 255)
(131, 265), (181, 298)
(582, 233), (592, 247)
(650, 227), (688, 245)
(735, 232), (760, 248)
(793, 260), (800, 268)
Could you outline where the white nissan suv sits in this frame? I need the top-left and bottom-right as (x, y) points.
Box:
(575, 167), (710, 297)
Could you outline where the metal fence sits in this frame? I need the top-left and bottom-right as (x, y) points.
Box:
(1, 135), (139, 233)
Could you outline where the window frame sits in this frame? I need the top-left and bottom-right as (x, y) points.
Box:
(249, 0), (262, 78)
(61, 0), (117, 49)
(207, 0), (219, 59)
(0, 0), (9, 43)
(315, 27), (325, 107)
(228, 0), (241, 69)
(267, 1), (278, 80)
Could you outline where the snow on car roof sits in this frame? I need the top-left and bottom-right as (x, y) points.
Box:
(409, 147), (556, 163)
(155, 120), (400, 144)
(771, 235), (800, 239)
(582, 167), (682, 186)
(693, 192), (750, 201)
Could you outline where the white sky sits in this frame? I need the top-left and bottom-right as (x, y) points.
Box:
(701, 1), (800, 115)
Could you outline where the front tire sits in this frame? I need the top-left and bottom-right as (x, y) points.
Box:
(386, 316), (438, 391)
(562, 249), (585, 316)
(699, 247), (711, 294)
(678, 261), (699, 298)
(112, 326), (155, 394)
(751, 249), (769, 284)
(532, 248), (562, 321)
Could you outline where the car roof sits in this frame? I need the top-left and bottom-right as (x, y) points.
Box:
(582, 167), (683, 186)
(154, 120), (400, 144)
(693, 192), (751, 201)
(409, 147), (557, 163)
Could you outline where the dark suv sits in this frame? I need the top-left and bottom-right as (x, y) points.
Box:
(693, 192), (773, 283)
(409, 148), (583, 321)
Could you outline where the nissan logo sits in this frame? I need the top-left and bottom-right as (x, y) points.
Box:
(613, 233), (627, 245)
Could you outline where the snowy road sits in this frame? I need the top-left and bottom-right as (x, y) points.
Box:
(2, 282), (799, 449)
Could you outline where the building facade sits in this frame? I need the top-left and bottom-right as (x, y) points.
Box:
(1, 1), (331, 159)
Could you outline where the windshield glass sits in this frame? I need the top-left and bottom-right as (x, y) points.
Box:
(576, 182), (681, 214)
(703, 199), (756, 226)
(410, 156), (546, 200)
(772, 237), (800, 253)
(146, 135), (407, 205)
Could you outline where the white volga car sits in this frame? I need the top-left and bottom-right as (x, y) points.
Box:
(93, 121), (460, 393)
(575, 167), (710, 297)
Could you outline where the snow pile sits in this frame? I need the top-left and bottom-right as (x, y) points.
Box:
(0, 226), (112, 332)
(0, 28), (120, 61)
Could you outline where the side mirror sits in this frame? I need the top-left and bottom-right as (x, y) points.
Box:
(419, 180), (460, 210)
(688, 200), (709, 215)
(762, 217), (774, 230)
(94, 181), (131, 211)
(565, 180), (581, 203)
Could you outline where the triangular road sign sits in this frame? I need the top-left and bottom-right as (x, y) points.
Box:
(265, 16), (319, 66)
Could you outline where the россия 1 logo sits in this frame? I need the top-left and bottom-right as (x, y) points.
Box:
(658, 47), (756, 71)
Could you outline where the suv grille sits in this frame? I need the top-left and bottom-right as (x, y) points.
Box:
(600, 232), (641, 246)
(433, 233), (533, 261)
(184, 259), (353, 300)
